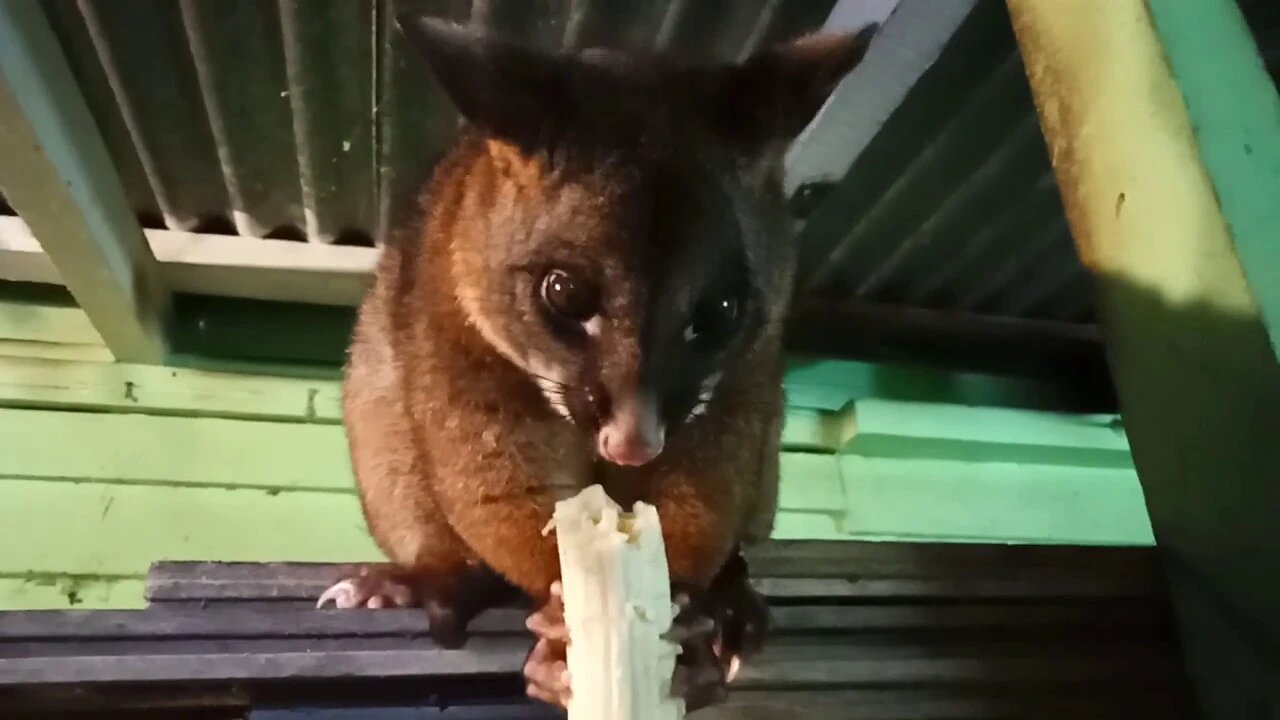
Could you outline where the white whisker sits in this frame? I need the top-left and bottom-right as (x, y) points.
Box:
(686, 402), (708, 421)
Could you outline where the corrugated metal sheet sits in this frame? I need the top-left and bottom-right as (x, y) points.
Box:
(793, 0), (1091, 324)
(36, 0), (837, 248)
(10, 0), (1275, 339)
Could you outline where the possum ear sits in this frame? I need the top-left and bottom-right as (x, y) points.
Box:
(705, 25), (877, 147)
(397, 15), (565, 148)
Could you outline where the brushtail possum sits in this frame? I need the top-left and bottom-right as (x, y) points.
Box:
(319, 14), (873, 710)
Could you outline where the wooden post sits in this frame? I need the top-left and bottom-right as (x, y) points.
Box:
(0, 0), (168, 363)
(553, 485), (684, 720)
(1005, 1), (1280, 716)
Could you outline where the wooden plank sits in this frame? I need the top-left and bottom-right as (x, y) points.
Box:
(0, 358), (344, 422)
(0, 602), (1169, 643)
(0, 1), (167, 362)
(786, 299), (1111, 387)
(0, 216), (377, 307)
(1007, 2), (1280, 714)
(776, 454), (845, 512)
(845, 399), (1133, 467)
(3, 688), (1197, 720)
(143, 540), (1164, 602)
(0, 300), (101, 345)
(0, 410), (352, 489)
(0, 577), (145, 611)
(0, 340), (113, 362)
(707, 688), (1196, 720)
(784, 0), (982, 196)
(0, 218), (59, 285)
(839, 456), (1154, 546)
(744, 540), (1161, 583)
(0, 641), (529, 684)
(0, 479), (380, 577)
(0, 408), (834, 496)
(0, 641), (1186, 689)
(0, 357), (831, 448)
(1146, 0), (1280, 357)
(781, 355), (1100, 414)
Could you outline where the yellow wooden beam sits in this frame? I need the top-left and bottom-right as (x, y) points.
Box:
(1008, 0), (1280, 712)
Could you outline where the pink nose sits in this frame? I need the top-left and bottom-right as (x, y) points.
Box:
(598, 427), (663, 466)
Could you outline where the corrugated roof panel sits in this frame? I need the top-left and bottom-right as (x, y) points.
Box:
(794, 0), (1087, 322)
(278, 0), (378, 245)
(374, 0), (469, 242)
(35, 0), (832, 247)
(42, 0), (163, 228)
(74, 0), (230, 232)
(179, 0), (303, 239)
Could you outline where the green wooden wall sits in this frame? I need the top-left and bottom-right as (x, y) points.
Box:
(0, 296), (1154, 610)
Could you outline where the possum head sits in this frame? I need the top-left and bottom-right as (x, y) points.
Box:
(400, 16), (872, 466)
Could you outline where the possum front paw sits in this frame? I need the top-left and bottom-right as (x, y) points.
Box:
(317, 564), (519, 650)
(317, 566), (416, 610)
(523, 581), (572, 708)
(521, 579), (752, 712)
(668, 555), (772, 710)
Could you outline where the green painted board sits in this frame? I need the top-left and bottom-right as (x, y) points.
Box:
(1147, 0), (1280, 357)
(0, 300), (101, 345)
(838, 456), (1154, 546)
(846, 399), (1133, 468)
(0, 356), (344, 423)
(0, 478), (381, 577)
(0, 408), (354, 491)
(0, 576), (146, 610)
(777, 453), (845, 512)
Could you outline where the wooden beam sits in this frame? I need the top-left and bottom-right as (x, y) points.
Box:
(0, 217), (377, 307)
(1006, 0), (1280, 715)
(1145, 0), (1280, 359)
(784, 0), (981, 196)
(786, 298), (1112, 388)
(0, 1), (167, 362)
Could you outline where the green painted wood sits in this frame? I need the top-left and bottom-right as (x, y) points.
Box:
(782, 355), (1103, 413)
(838, 456), (1154, 546)
(0, 1), (168, 362)
(845, 399), (1133, 469)
(768, 511), (850, 542)
(0, 408), (353, 491)
(0, 356), (344, 423)
(777, 454), (846, 512)
(0, 339), (113, 362)
(0, 358), (840, 451)
(0, 478), (381, 577)
(0, 576), (145, 610)
(1147, 0), (1280, 358)
(778, 408), (842, 451)
(0, 299), (101, 345)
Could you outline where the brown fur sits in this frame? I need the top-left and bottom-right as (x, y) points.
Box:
(341, 18), (871, 628)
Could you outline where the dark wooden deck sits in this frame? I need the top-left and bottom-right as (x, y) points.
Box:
(0, 541), (1199, 719)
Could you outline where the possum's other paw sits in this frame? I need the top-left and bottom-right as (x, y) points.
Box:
(708, 551), (771, 668)
(316, 567), (415, 610)
(524, 581), (571, 708)
(667, 587), (730, 712)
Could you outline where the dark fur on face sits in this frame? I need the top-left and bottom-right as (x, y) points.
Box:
(398, 17), (872, 466)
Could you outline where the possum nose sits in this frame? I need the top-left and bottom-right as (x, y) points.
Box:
(597, 393), (665, 467)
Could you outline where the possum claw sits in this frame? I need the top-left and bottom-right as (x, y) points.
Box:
(524, 583), (571, 708)
(316, 572), (414, 609)
(316, 579), (360, 609)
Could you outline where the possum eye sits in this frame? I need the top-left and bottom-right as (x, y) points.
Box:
(540, 269), (598, 323)
(683, 294), (739, 350)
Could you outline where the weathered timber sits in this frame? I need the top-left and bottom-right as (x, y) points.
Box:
(0, 541), (1195, 716)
